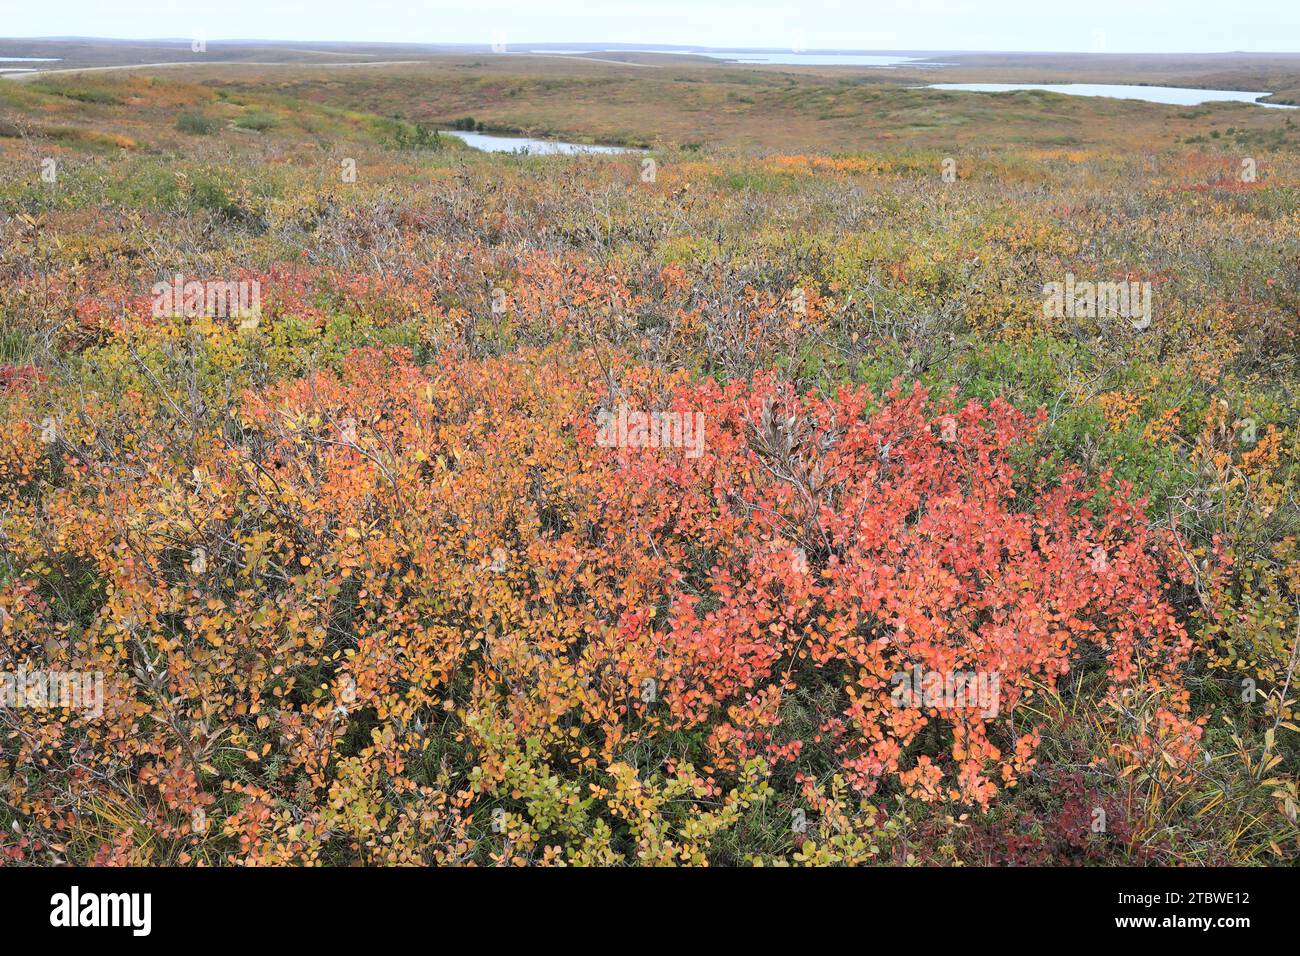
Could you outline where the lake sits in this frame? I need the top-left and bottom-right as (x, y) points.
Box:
(441, 130), (639, 154)
(682, 52), (927, 66)
(927, 83), (1296, 108)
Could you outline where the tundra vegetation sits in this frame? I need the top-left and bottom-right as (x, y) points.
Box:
(0, 60), (1297, 865)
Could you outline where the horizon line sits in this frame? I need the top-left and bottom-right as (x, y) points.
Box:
(3, 38), (1300, 56)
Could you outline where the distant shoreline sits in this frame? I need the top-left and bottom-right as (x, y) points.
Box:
(0, 59), (431, 81)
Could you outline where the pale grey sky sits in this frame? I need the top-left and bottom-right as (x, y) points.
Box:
(3, 0), (1297, 53)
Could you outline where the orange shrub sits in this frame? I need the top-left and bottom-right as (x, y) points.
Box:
(0, 344), (1199, 863)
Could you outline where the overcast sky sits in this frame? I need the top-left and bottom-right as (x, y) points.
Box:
(4, 1), (1298, 53)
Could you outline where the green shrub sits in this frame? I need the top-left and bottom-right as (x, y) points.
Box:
(176, 111), (217, 135)
(393, 123), (445, 150)
(234, 111), (278, 132)
(31, 82), (122, 105)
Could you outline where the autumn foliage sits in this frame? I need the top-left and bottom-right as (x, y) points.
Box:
(0, 339), (1206, 863)
(1, 66), (1297, 863)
